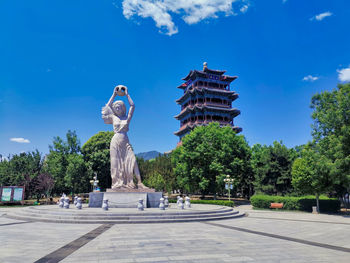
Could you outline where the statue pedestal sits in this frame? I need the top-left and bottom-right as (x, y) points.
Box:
(89, 191), (162, 208)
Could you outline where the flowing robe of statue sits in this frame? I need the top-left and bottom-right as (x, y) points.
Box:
(102, 85), (147, 190)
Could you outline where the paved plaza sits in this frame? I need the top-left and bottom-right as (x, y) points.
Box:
(0, 205), (350, 263)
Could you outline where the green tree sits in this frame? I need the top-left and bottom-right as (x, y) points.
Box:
(171, 122), (252, 197)
(310, 83), (350, 195)
(65, 154), (88, 194)
(45, 130), (87, 194)
(292, 146), (332, 212)
(138, 153), (176, 193)
(0, 150), (48, 199)
(252, 141), (296, 195)
(143, 172), (166, 191)
(82, 131), (114, 191)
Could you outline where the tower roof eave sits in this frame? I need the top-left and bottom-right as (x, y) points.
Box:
(176, 87), (238, 104)
(174, 106), (240, 119)
(203, 67), (226, 75)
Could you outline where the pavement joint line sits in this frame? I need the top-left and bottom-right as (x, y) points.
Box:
(246, 215), (350, 225)
(34, 224), (114, 263)
(204, 221), (350, 254)
(0, 221), (32, 227)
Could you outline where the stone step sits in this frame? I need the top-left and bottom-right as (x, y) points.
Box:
(4, 211), (245, 224)
(26, 205), (232, 216)
(11, 209), (238, 221)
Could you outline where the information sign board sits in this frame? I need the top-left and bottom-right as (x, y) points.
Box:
(13, 187), (24, 201)
(1, 188), (12, 202)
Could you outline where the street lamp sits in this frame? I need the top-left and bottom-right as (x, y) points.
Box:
(224, 175), (234, 201)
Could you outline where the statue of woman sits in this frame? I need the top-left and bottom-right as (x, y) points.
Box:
(102, 85), (147, 190)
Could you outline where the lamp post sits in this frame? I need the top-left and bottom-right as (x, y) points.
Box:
(224, 175), (234, 201)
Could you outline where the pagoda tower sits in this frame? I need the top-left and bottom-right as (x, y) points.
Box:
(174, 62), (242, 140)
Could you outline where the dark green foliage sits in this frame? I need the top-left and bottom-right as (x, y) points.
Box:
(252, 141), (297, 195)
(0, 150), (42, 187)
(45, 130), (88, 194)
(169, 199), (234, 207)
(310, 83), (350, 195)
(138, 153), (176, 193)
(0, 151), (54, 199)
(82, 131), (114, 191)
(250, 194), (340, 213)
(172, 123), (252, 197)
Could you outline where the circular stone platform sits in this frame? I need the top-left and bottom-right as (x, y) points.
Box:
(4, 204), (245, 224)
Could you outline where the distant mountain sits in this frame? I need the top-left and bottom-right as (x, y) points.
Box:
(136, 151), (162, 161)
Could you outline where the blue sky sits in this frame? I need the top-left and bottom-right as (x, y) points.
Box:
(1, 0), (350, 157)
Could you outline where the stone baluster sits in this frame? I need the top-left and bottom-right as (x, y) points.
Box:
(76, 197), (82, 209)
(58, 196), (64, 208)
(185, 196), (191, 208)
(178, 197), (184, 209)
(164, 196), (169, 208)
(159, 197), (165, 210)
(177, 196), (181, 206)
(63, 197), (70, 209)
(137, 198), (144, 211)
(102, 199), (109, 211)
(74, 196), (78, 206)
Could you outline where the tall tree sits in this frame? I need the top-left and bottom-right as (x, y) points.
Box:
(310, 83), (350, 195)
(292, 145), (333, 212)
(138, 153), (176, 193)
(45, 130), (87, 194)
(171, 122), (252, 197)
(82, 131), (114, 191)
(0, 150), (49, 199)
(252, 141), (296, 195)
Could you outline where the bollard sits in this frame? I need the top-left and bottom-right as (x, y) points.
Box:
(177, 196), (181, 206)
(102, 199), (109, 211)
(76, 197), (82, 209)
(164, 196), (169, 208)
(137, 198), (144, 211)
(58, 196), (64, 208)
(63, 197), (70, 209)
(185, 196), (191, 208)
(178, 197), (184, 209)
(159, 197), (165, 210)
(74, 196), (78, 206)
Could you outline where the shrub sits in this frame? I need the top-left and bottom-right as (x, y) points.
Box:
(250, 194), (340, 213)
(169, 199), (234, 207)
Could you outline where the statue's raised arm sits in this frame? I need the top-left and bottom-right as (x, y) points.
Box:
(125, 87), (135, 123)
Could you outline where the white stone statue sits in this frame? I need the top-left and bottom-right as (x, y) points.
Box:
(102, 85), (148, 190)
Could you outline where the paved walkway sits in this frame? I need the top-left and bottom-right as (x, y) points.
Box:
(0, 205), (349, 262)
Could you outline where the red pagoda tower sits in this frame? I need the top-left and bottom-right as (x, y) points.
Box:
(174, 62), (242, 140)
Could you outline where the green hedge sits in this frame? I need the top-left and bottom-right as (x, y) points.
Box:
(169, 199), (234, 207)
(250, 194), (340, 213)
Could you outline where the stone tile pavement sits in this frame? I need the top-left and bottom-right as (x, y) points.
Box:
(0, 205), (349, 263)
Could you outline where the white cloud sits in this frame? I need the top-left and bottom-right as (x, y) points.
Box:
(310, 11), (333, 21)
(338, 66), (350, 82)
(303, 75), (319, 82)
(10, 138), (30, 143)
(121, 0), (249, 36)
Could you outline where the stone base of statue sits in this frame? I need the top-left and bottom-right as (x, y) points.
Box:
(89, 190), (162, 208)
(106, 187), (155, 193)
